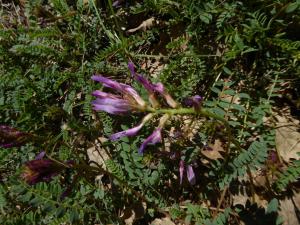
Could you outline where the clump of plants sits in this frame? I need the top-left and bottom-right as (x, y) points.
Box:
(0, 0), (299, 224)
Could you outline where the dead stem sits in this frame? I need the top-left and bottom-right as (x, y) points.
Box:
(214, 186), (228, 218)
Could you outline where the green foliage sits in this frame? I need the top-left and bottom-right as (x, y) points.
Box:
(106, 159), (125, 182)
(204, 208), (231, 225)
(276, 159), (300, 191)
(219, 141), (268, 189)
(1, 0), (299, 224)
(184, 203), (210, 224)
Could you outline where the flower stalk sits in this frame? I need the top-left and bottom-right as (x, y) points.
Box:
(92, 61), (242, 155)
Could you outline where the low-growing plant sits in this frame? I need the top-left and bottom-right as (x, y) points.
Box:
(0, 0), (299, 224)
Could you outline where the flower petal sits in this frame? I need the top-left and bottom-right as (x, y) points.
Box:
(127, 62), (178, 108)
(138, 128), (162, 154)
(184, 95), (202, 110)
(92, 103), (130, 115)
(92, 75), (134, 94)
(92, 75), (146, 107)
(187, 165), (196, 185)
(110, 113), (154, 141)
(92, 75), (125, 91)
(179, 160), (185, 185)
(22, 159), (57, 185)
(92, 98), (129, 106)
(92, 90), (119, 99)
(35, 151), (46, 160)
(128, 62), (135, 75)
(135, 74), (156, 92)
(128, 62), (163, 93)
(92, 97), (132, 114)
(110, 123), (144, 141)
(123, 86), (146, 107)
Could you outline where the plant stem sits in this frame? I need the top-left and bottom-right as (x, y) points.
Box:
(146, 107), (242, 151)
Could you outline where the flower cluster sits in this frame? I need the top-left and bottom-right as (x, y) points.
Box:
(91, 75), (147, 115)
(128, 62), (179, 109)
(21, 151), (72, 185)
(0, 125), (29, 148)
(92, 62), (179, 154)
(92, 62), (202, 184)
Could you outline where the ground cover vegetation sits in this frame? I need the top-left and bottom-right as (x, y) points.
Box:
(0, 0), (300, 224)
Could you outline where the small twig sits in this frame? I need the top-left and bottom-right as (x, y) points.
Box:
(214, 186), (228, 218)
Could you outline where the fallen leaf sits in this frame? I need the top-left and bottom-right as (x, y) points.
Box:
(127, 17), (155, 33)
(151, 217), (176, 225)
(279, 192), (300, 225)
(87, 137), (110, 170)
(275, 111), (300, 162)
(201, 139), (224, 160)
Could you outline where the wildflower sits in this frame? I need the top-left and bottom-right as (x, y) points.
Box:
(110, 113), (154, 141)
(21, 151), (70, 185)
(187, 165), (196, 185)
(138, 114), (170, 154)
(179, 160), (196, 185)
(92, 75), (146, 115)
(139, 128), (162, 154)
(184, 95), (202, 111)
(92, 67), (174, 154)
(92, 93), (133, 115)
(128, 62), (178, 108)
(0, 125), (29, 148)
(128, 62), (163, 93)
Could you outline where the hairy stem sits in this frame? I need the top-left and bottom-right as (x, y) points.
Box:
(147, 107), (242, 151)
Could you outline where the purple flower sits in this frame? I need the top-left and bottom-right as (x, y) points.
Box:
(110, 113), (153, 141)
(179, 160), (196, 185)
(35, 151), (46, 160)
(92, 96), (132, 115)
(110, 114), (169, 154)
(92, 76), (144, 104)
(110, 123), (144, 141)
(91, 75), (146, 114)
(137, 114), (169, 154)
(187, 165), (196, 185)
(129, 62), (164, 93)
(21, 152), (69, 185)
(139, 128), (162, 154)
(179, 160), (185, 185)
(128, 62), (178, 108)
(184, 95), (202, 111)
(0, 125), (29, 148)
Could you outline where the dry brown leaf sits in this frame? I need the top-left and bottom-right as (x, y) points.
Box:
(151, 217), (176, 225)
(201, 139), (224, 160)
(279, 192), (300, 225)
(120, 202), (146, 225)
(127, 17), (155, 33)
(275, 112), (300, 162)
(87, 137), (110, 170)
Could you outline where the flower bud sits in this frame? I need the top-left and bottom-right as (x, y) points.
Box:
(0, 125), (29, 148)
(21, 152), (71, 185)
